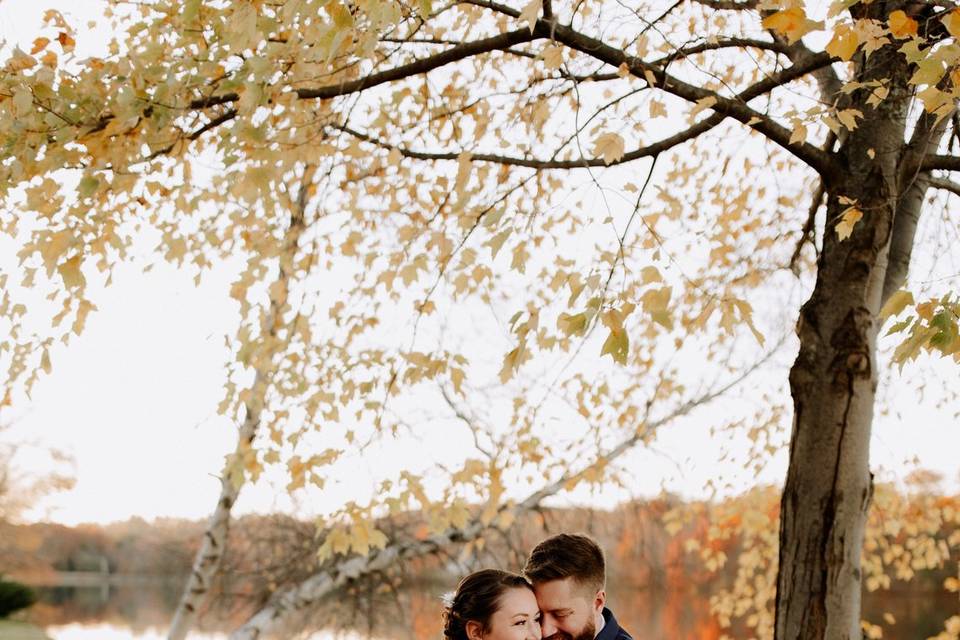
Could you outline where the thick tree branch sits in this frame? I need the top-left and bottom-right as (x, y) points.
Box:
(925, 175), (960, 197)
(190, 28), (540, 109)
(689, 0), (758, 9)
(334, 40), (837, 172)
(884, 105), (956, 303)
(465, 0), (837, 177)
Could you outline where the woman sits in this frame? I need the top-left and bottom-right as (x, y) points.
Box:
(443, 569), (542, 640)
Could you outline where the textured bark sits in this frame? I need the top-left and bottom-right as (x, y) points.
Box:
(774, 25), (909, 640)
(166, 172), (312, 640)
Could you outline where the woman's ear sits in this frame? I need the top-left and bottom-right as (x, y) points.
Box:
(465, 621), (484, 640)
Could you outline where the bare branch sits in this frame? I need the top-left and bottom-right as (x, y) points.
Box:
(689, 0), (758, 9)
(920, 154), (960, 172)
(652, 37), (791, 65)
(925, 175), (960, 197)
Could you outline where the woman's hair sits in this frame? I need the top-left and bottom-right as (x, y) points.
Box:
(442, 569), (532, 640)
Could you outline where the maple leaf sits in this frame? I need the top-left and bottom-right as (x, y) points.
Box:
(942, 9), (960, 39)
(762, 8), (823, 44)
(825, 23), (858, 61)
(519, 0), (542, 33)
(593, 132), (625, 165)
(887, 10), (918, 38)
(835, 206), (863, 241)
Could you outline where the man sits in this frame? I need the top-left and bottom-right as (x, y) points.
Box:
(523, 533), (632, 640)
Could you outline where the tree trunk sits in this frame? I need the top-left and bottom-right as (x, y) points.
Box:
(774, 28), (912, 640)
(167, 171), (312, 640)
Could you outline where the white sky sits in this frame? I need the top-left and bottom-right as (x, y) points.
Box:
(1, 0), (958, 527)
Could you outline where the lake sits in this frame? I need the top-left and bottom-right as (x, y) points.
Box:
(16, 582), (960, 640)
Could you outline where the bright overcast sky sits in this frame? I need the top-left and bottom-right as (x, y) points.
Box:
(1, 0), (958, 526)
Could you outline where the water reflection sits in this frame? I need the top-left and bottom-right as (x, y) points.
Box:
(22, 581), (959, 640)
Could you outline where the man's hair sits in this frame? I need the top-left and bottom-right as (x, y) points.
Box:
(523, 532), (605, 593)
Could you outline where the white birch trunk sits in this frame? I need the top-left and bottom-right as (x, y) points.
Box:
(167, 171), (313, 640)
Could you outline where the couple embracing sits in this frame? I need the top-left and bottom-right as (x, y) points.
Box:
(443, 533), (632, 640)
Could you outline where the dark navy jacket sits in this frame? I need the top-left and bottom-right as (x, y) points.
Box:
(596, 607), (633, 640)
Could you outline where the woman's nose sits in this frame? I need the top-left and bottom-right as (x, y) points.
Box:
(527, 620), (542, 640)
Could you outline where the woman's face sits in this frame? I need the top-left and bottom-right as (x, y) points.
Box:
(471, 587), (542, 640)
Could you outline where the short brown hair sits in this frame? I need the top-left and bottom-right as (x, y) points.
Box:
(523, 533), (605, 592)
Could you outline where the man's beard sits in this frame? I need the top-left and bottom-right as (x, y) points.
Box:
(544, 617), (595, 640)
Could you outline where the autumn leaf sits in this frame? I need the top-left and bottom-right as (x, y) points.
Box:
(557, 311), (589, 336)
(689, 96), (717, 120)
(825, 23), (858, 60)
(880, 290), (914, 319)
(837, 109), (863, 131)
(789, 119), (808, 145)
(593, 132), (625, 164)
(835, 206), (863, 241)
(762, 7), (823, 44)
(887, 10), (918, 38)
(542, 44), (563, 69)
(30, 37), (50, 55)
(58, 255), (85, 290)
(519, 0), (542, 33)
(942, 9), (960, 39)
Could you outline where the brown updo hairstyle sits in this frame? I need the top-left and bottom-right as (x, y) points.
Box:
(443, 569), (532, 640)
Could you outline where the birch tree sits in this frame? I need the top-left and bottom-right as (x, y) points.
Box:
(2, 1), (960, 640)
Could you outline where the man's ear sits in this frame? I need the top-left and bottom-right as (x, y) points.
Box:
(593, 589), (606, 614)
(466, 620), (484, 640)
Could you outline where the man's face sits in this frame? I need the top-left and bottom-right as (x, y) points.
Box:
(532, 578), (603, 640)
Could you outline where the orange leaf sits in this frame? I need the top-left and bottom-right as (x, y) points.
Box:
(762, 7), (823, 44)
(888, 10), (918, 38)
(825, 23), (858, 60)
(30, 37), (51, 54)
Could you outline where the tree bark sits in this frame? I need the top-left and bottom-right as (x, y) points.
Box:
(773, 23), (940, 638)
(166, 170), (312, 640)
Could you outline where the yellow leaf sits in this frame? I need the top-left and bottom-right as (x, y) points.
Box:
(887, 10), (917, 38)
(825, 23), (858, 60)
(593, 132), (625, 165)
(600, 326), (629, 364)
(837, 108), (863, 131)
(557, 311), (589, 336)
(835, 206), (862, 241)
(617, 62), (630, 78)
(762, 7), (823, 44)
(455, 151), (472, 199)
(648, 98), (667, 118)
(942, 9), (960, 39)
(689, 96), (717, 120)
(880, 289), (914, 319)
(641, 265), (661, 283)
(58, 255), (85, 290)
(519, 0), (541, 33)
(789, 119), (808, 145)
(542, 44), (563, 69)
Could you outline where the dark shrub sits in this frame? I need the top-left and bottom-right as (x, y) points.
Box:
(0, 578), (37, 618)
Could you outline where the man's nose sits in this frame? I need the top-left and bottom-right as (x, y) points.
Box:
(540, 617), (557, 638)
